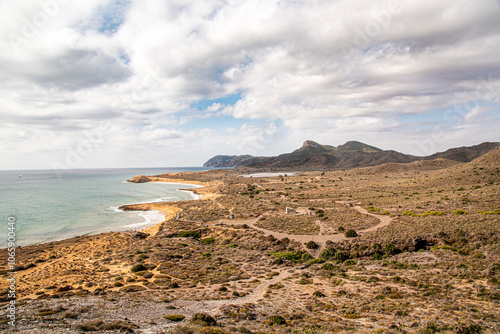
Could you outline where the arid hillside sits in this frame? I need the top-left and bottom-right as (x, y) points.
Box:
(1, 154), (499, 334)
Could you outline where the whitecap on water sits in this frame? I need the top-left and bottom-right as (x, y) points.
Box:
(121, 210), (166, 229)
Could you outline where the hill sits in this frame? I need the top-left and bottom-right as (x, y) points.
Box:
(204, 140), (499, 170)
(425, 142), (500, 162)
(203, 155), (254, 168)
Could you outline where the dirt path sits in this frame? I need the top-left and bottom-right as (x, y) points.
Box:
(222, 202), (393, 255)
(164, 269), (293, 317)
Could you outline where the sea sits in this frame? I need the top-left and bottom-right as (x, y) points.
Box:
(0, 167), (209, 248)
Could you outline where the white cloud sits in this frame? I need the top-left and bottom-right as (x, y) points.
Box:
(0, 0), (499, 169)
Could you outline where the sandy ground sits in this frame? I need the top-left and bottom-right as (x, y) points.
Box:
(211, 202), (393, 255)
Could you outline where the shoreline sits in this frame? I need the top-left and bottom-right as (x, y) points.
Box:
(121, 178), (208, 236)
(0, 178), (207, 250)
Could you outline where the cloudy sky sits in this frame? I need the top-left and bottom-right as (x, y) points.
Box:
(0, 0), (499, 170)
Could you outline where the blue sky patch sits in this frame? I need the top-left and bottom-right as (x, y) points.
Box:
(96, 0), (130, 35)
(189, 92), (242, 110)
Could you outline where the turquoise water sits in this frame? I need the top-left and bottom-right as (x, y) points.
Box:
(0, 168), (208, 247)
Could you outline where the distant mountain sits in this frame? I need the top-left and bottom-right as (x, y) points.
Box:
(203, 140), (500, 170)
(203, 155), (254, 168)
(425, 142), (500, 162)
(334, 140), (382, 153)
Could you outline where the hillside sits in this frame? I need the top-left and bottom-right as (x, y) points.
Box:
(5, 153), (500, 333)
(204, 140), (499, 170)
(356, 158), (462, 174)
(426, 142), (500, 162)
(203, 155), (254, 168)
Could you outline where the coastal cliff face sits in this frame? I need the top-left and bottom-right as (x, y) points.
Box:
(203, 140), (500, 170)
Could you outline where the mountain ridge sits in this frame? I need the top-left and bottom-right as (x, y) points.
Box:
(203, 141), (500, 170)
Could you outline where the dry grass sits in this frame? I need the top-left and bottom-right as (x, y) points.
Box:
(1, 151), (499, 333)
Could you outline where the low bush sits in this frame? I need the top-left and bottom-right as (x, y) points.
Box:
(189, 313), (217, 326)
(320, 247), (336, 259)
(269, 314), (286, 325)
(200, 237), (215, 244)
(130, 264), (147, 273)
(164, 314), (185, 322)
(270, 250), (311, 263)
(75, 319), (138, 332)
(345, 229), (358, 238)
(307, 258), (325, 266)
(178, 231), (201, 239)
(305, 241), (317, 249)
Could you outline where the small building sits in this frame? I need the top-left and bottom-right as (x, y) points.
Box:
(285, 207), (296, 214)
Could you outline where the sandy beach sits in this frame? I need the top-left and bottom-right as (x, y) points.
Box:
(121, 174), (217, 236)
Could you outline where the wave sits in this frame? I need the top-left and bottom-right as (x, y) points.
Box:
(114, 181), (204, 229)
(106, 206), (123, 213)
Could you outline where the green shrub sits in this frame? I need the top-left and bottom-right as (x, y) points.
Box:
(313, 291), (326, 297)
(130, 264), (147, 273)
(307, 258), (325, 266)
(305, 241), (317, 249)
(383, 243), (396, 255)
(270, 251), (310, 263)
(477, 209), (500, 215)
(164, 314), (185, 322)
(402, 210), (419, 217)
(189, 313), (217, 326)
(345, 229), (358, 238)
(301, 253), (313, 261)
(453, 209), (468, 215)
(269, 314), (286, 325)
(403, 210), (445, 217)
(421, 211), (446, 216)
(178, 231), (201, 239)
(200, 237), (215, 244)
(455, 324), (483, 334)
(321, 263), (336, 271)
(333, 251), (350, 262)
(320, 247), (336, 260)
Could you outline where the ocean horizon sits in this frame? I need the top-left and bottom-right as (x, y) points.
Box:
(0, 167), (210, 248)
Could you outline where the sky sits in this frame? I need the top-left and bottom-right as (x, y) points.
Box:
(0, 0), (499, 170)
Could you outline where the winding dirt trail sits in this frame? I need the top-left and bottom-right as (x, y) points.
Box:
(166, 269), (293, 316)
(219, 201), (393, 254)
(151, 200), (394, 321)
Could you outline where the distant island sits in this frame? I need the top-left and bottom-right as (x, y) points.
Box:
(204, 140), (500, 169)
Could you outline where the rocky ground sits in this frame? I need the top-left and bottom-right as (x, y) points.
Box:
(1, 149), (499, 333)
